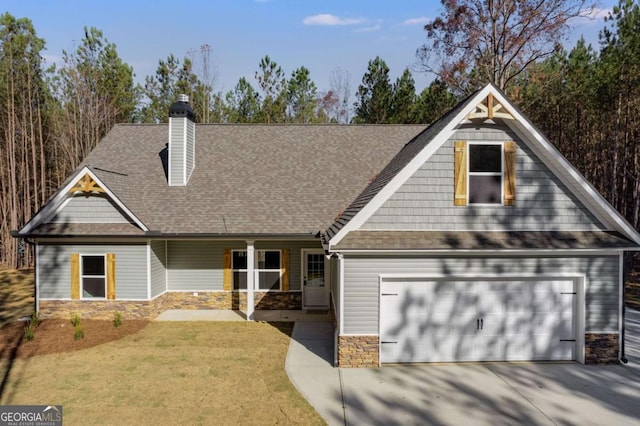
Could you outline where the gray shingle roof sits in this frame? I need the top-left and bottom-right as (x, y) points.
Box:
(79, 124), (426, 235)
(332, 230), (636, 250)
(30, 223), (145, 236)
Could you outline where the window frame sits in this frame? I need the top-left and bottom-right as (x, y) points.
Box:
(232, 249), (282, 292)
(467, 141), (504, 206)
(80, 253), (107, 299)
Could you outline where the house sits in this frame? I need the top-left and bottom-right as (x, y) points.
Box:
(14, 85), (640, 367)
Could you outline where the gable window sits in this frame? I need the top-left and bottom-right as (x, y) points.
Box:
(232, 250), (281, 291)
(468, 143), (503, 204)
(454, 140), (516, 206)
(81, 255), (106, 298)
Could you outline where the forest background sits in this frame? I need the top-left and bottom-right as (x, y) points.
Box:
(2, 0), (639, 268)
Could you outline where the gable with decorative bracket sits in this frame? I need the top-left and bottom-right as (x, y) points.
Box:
(69, 173), (105, 194)
(466, 93), (514, 120)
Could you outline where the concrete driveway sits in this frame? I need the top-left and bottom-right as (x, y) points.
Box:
(286, 308), (640, 426)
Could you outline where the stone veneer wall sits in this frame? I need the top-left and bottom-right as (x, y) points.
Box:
(585, 333), (619, 364)
(338, 335), (379, 368)
(39, 291), (302, 320)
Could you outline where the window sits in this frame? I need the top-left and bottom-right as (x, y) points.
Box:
(232, 250), (281, 291)
(81, 255), (106, 298)
(468, 143), (502, 204)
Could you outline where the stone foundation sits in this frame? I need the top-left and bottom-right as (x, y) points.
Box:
(338, 335), (379, 368)
(39, 291), (302, 320)
(585, 333), (619, 364)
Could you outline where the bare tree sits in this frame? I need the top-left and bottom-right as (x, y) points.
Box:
(417, 0), (593, 94)
(187, 43), (218, 123)
(328, 67), (352, 123)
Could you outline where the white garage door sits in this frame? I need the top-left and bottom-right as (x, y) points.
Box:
(380, 279), (576, 363)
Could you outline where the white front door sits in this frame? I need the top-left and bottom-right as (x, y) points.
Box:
(302, 250), (329, 309)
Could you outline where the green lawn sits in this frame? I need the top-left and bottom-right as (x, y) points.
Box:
(0, 321), (325, 425)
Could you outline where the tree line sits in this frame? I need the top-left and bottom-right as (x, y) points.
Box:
(1, 0), (639, 268)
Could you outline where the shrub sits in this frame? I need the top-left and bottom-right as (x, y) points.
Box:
(73, 323), (84, 340)
(113, 311), (122, 328)
(70, 312), (81, 327)
(24, 322), (36, 341)
(30, 312), (40, 328)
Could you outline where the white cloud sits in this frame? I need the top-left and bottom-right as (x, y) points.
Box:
(585, 7), (611, 19)
(302, 14), (366, 26)
(402, 16), (430, 26)
(354, 24), (381, 33)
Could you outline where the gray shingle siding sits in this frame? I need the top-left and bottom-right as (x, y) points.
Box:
(37, 243), (147, 299)
(150, 240), (166, 298)
(47, 195), (130, 224)
(362, 123), (604, 231)
(342, 254), (619, 335)
(165, 240), (320, 292)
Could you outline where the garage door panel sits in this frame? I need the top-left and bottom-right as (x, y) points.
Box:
(380, 278), (577, 364)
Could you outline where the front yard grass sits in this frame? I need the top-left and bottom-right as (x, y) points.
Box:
(0, 321), (325, 425)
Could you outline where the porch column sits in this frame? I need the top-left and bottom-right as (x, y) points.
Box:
(246, 240), (255, 321)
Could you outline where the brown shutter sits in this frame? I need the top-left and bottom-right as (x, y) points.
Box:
(223, 249), (232, 291)
(454, 141), (467, 206)
(281, 249), (289, 292)
(504, 141), (516, 206)
(106, 253), (116, 300)
(71, 253), (80, 299)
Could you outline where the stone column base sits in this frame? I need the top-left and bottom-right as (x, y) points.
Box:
(39, 291), (302, 320)
(585, 333), (619, 364)
(338, 335), (379, 368)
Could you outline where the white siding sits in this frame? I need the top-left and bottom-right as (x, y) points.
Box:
(169, 117), (185, 186)
(363, 123), (604, 231)
(150, 240), (166, 297)
(186, 119), (195, 182)
(342, 254), (619, 335)
(38, 243), (147, 299)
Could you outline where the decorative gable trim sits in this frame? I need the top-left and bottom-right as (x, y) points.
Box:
(68, 173), (105, 194)
(19, 166), (149, 235)
(466, 93), (514, 120)
(328, 84), (640, 248)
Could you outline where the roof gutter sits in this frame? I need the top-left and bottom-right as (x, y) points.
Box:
(11, 230), (322, 241)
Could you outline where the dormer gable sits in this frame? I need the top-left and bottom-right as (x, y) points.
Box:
(327, 84), (640, 249)
(18, 167), (148, 236)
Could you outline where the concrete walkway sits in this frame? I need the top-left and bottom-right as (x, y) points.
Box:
(286, 309), (640, 426)
(154, 309), (332, 322)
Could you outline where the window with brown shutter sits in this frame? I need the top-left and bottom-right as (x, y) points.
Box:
(503, 141), (516, 206)
(453, 141), (467, 206)
(223, 249), (232, 291)
(281, 249), (290, 292)
(71, 253), (80, 300)
(454, 140), (517, 206)
(106, 253), (116, 300)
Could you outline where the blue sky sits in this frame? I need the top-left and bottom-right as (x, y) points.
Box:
(3, 0), (619, 95)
